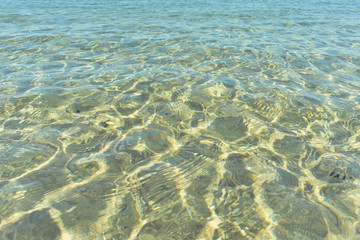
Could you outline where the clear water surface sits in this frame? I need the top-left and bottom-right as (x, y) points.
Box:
(1, 0), (360, 239)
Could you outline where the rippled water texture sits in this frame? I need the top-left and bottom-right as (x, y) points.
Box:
(1, 0), (360, 239)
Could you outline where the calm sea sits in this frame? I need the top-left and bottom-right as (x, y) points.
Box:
(1, 0), (360, 239)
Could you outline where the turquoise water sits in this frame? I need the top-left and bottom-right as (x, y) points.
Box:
(1, 0), (360, 239)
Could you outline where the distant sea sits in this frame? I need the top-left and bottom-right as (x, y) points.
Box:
(1, 0), (360, 239)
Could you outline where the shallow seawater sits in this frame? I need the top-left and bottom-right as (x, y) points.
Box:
(1, 0), (360, 239)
